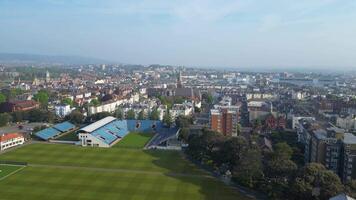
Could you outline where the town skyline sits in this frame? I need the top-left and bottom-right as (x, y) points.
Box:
(1, 0), (356, 69)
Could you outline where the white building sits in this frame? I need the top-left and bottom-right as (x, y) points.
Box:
(84, 92), (92, 98)
(55, 104), (72, 118)
(88, 99), (124, 115)
(78, 117), (119, 147)
(0, 133), (25, 151)
(292, 90), (309, 100)
(170, 102), (194, 119)
(248, 100), (275, 122)
(336, 115), (356, 131)
(292, 116), (316, 130)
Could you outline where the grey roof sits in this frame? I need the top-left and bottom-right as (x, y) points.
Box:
(313, 129), (327, 140)
(329, 193), (355, 200)
(343, 133), (356, 144)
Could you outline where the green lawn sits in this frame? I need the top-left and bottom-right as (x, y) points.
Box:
(0, 164), (24, 179)
(55, 130), (79, 141)
(114, 132), (155, 148)
(0, 143), (251, 200)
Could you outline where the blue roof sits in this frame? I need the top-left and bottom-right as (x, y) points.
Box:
(35, 121), (76, 140)
(35, 127), (61, 140)
(92, 129), (118, 144)
(53, 121), (76, 132)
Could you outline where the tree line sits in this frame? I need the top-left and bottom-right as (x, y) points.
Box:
(0, 109), (55, 127)
(181, 127), (355, 199)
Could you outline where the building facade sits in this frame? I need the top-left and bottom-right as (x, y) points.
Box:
(0, 100), (39, 113)
(0, 133), (25, 151)
(210, 96), (240, 136)
(55, 104), (72, 118)
(210, 108), (239, 136)
(298, 121), (356, 183)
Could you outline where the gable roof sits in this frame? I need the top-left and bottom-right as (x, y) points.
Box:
(0, 133), (23, 142)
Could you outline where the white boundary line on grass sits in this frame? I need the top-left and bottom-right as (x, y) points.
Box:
(0, 164), (26, 181)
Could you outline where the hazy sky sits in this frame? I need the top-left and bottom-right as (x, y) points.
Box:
(1, 0), (356, 69)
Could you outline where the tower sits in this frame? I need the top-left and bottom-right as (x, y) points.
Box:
(33, 76), (39, 86)
(177, 71), (183, 88)
(45, 70), (50, 83)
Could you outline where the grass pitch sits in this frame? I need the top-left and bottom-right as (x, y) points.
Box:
(0, 143), (251, 200)
(114, 132), (155, 148)
(55, 130), (79, 141)
(0, 164), (24, 180)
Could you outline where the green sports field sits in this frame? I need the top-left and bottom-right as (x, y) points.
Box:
(0, 164), (25, 180)
(0, 142), (251, 200)
(114, 132), (155, 148)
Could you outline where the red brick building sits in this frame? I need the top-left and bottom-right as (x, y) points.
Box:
(210, 108), (239, 136)
(265, 114), (286, 130)
(0, 100), (40, 113)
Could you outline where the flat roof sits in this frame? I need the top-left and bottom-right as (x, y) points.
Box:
(344, 133), (356, 144)
(79, 116), (116, 133)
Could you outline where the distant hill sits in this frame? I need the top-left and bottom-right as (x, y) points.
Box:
(0, 53), (111, 65)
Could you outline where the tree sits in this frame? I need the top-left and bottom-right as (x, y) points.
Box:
(86, 112), (111, 122)
(236, 123), (241, 136)
(62, 98), (73, 107)
(264, 158), (297, 198)
(202, 93), (213, 104)
(12, 111), (25, 123)
(178, 128), (190, 142)
(9, 88), (24, 99)
(137, 110), (145, 120)
(114, 108), (124, 120)
(186, 133), (205, 161)
(33, 125), (47, 133)
(233, 148), (264, 188)
(0, 93), (6, 103)
(33, 90), (49, 108)
(65, 110), (84, 125)
(0, 113), (12, 127)
(262, 142), (297, 198)
(345, 180), (356, 198)
(28, 109), (54, 123)
(174, 96), (184, 104)
(253, 119), (262, 129)
(90, 99), (100, 106)
(215, 136), (248, 170)
(149, 109), (160, 120)
(163, 109), (172, 127)
(265, 142), (297, 182)
(273, 142), (293, 160)
(126, 109), (136, 120)
(158, 95), (173, 109)
(291, 163), (344, 200)
(175, 115), (193, 128)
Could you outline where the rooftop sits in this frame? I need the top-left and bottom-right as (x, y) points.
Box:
(343, 133), (356, 144)
(0, 133), (23, 142)
(79, 116), (117, 133)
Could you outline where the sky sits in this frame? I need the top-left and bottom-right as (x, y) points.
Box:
(1, 0), (356, 69)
